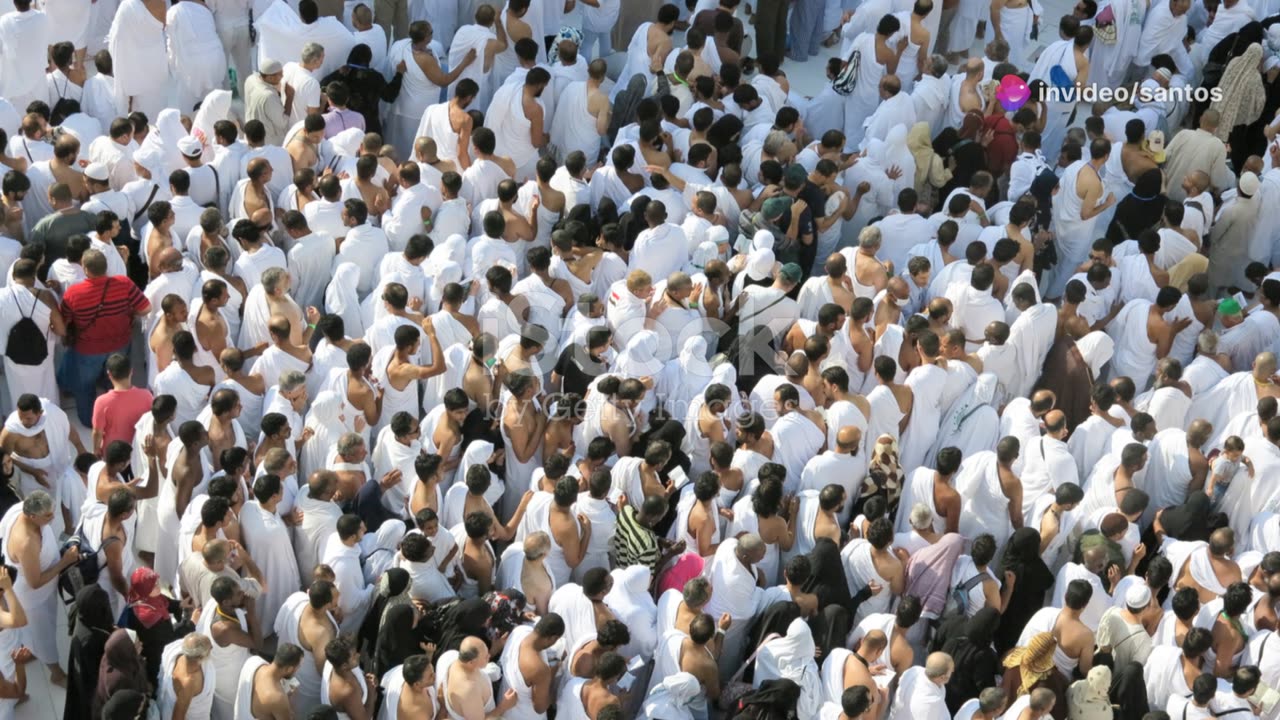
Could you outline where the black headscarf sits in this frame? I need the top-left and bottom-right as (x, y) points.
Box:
(64, 585), (114, 720)
(358, 567), (411, 656)
(731, 678), (802, 720)
(375, 604), (419, 677)
(803, 538), (853, 611)
(433, 598), (492, 662)
(995, 528), (1056, 654)
(1159, 493), (1221, 542)
(1029, 171), (1060, 234)
(99, 689), (149, 720)
(750, 601), (803, 653)
(941, 608), (1003, 714)
(1106, 169), (1167, 243)
(1109, 660), (1151, 720)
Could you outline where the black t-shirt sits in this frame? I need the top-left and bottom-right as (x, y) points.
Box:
(799, 180), (828, 220)
(553, 344), (604, 397)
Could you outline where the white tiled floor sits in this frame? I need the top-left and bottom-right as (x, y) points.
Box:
(14, 0), (1080, 715)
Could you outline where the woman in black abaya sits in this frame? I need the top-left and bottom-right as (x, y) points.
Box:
(1106, 169), (1167, 243)
(940, 608), (1002, 714)
(994, 528), (1057, 655)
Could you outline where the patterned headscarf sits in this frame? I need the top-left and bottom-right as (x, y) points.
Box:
(549, 26), (584, 65)
(866, 435), (903, 502)
(1003, 632), (1058, 695)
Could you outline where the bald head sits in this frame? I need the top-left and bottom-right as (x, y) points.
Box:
(785, 352), (809, 378)
(1030, 390), (1056, 414)
(1187, 170), (1210, 193)
(1256, 352), (1278, 378)
(459, 636), (488, 665)
(1244, 155), (1265, 176)
(250, 208), (273, 228)
(247, 157), (270, 179)
(985, 321), (1010, 345)
(1083, 545), (1108, 572)
(964, 58), (983, 77)
(924, 652), (955, 681)
(887, 276), (910, 300)
(1210, 527), (1235, 556)
(415, 136), (438, 161)
(837, 426), (862, 453)
(737, 533), (764, 561)
(155, 246), (182, 272)
(1187, 419), (1213, 448)
(1044, 409), (1067, 435)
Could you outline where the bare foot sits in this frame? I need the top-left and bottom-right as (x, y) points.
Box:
(48, 666), (66, 687)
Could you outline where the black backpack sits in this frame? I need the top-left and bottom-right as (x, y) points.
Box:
(57, 523), (120, 603)
(6, 292), (47, 366)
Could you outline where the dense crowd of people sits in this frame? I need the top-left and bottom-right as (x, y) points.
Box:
(3, 0), (1280, 718)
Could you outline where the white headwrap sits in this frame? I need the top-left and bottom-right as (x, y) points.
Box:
(686, 240), (720, 275)
(642, 672), (701, 720)
(325, 262), (366, 339)
(139, 108), (189, 175)
(191, 90), (233, 155)
(615, 330), (664, 378)
(456, 440), (504, 506)
(428, 234), (468, 278)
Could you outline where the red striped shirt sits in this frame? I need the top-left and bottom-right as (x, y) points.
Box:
(59, 276), (149, 354)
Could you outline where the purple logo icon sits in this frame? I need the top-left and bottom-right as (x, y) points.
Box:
(996, 75), (1031, 112)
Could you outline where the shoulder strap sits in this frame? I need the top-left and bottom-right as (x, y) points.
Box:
(739, 291), (790, 326)
(1259, 632), (1272, 664)
(210, 165), (220, 207)
(134, 184), (160, 224)
(960, 572), (986, 592)
(19, 289), (38, 320)
(726, 632), (780, 686)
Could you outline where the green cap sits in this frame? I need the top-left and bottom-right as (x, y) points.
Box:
(780, 263), (803, 284)
(762, 195), (792, 219)
(1219, 297), (1243, 315)
(785, 163), (808, 185)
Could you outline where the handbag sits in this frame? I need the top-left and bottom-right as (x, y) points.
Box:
(719, 632), (780, 710)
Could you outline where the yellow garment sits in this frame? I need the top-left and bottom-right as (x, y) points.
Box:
(1003, 631), (1058, 696)
(908, 122), (952, 194)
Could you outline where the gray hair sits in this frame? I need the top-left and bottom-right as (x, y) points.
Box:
(1197, 329), (1218, 355)
(262, 267), (289, 294)
(576, 292), (599, 314)
(763, 130), (788, 156)
(858, 226), (882, 250)
(667, 271), (693, 292)
(279, 370), (306, 393)
(909, 502), (933, 530)
(21, 490), (53, 515)
(683, 577), (712, 606)
(978, 688), (1007, 713)
(301, 43), (326, 65)
(336, 432), (364, 458)
(737, 533), (764, 556)
(181, 633), (213, 660)
(524, 531), (550, 560)
(263, 447), (290, 474)
(929, 55), (948, 78)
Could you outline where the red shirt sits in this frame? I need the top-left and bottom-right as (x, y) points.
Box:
(91, 387), (153, 453)
(59, 275), (149, 354)
(983, 115), (1019, 178)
